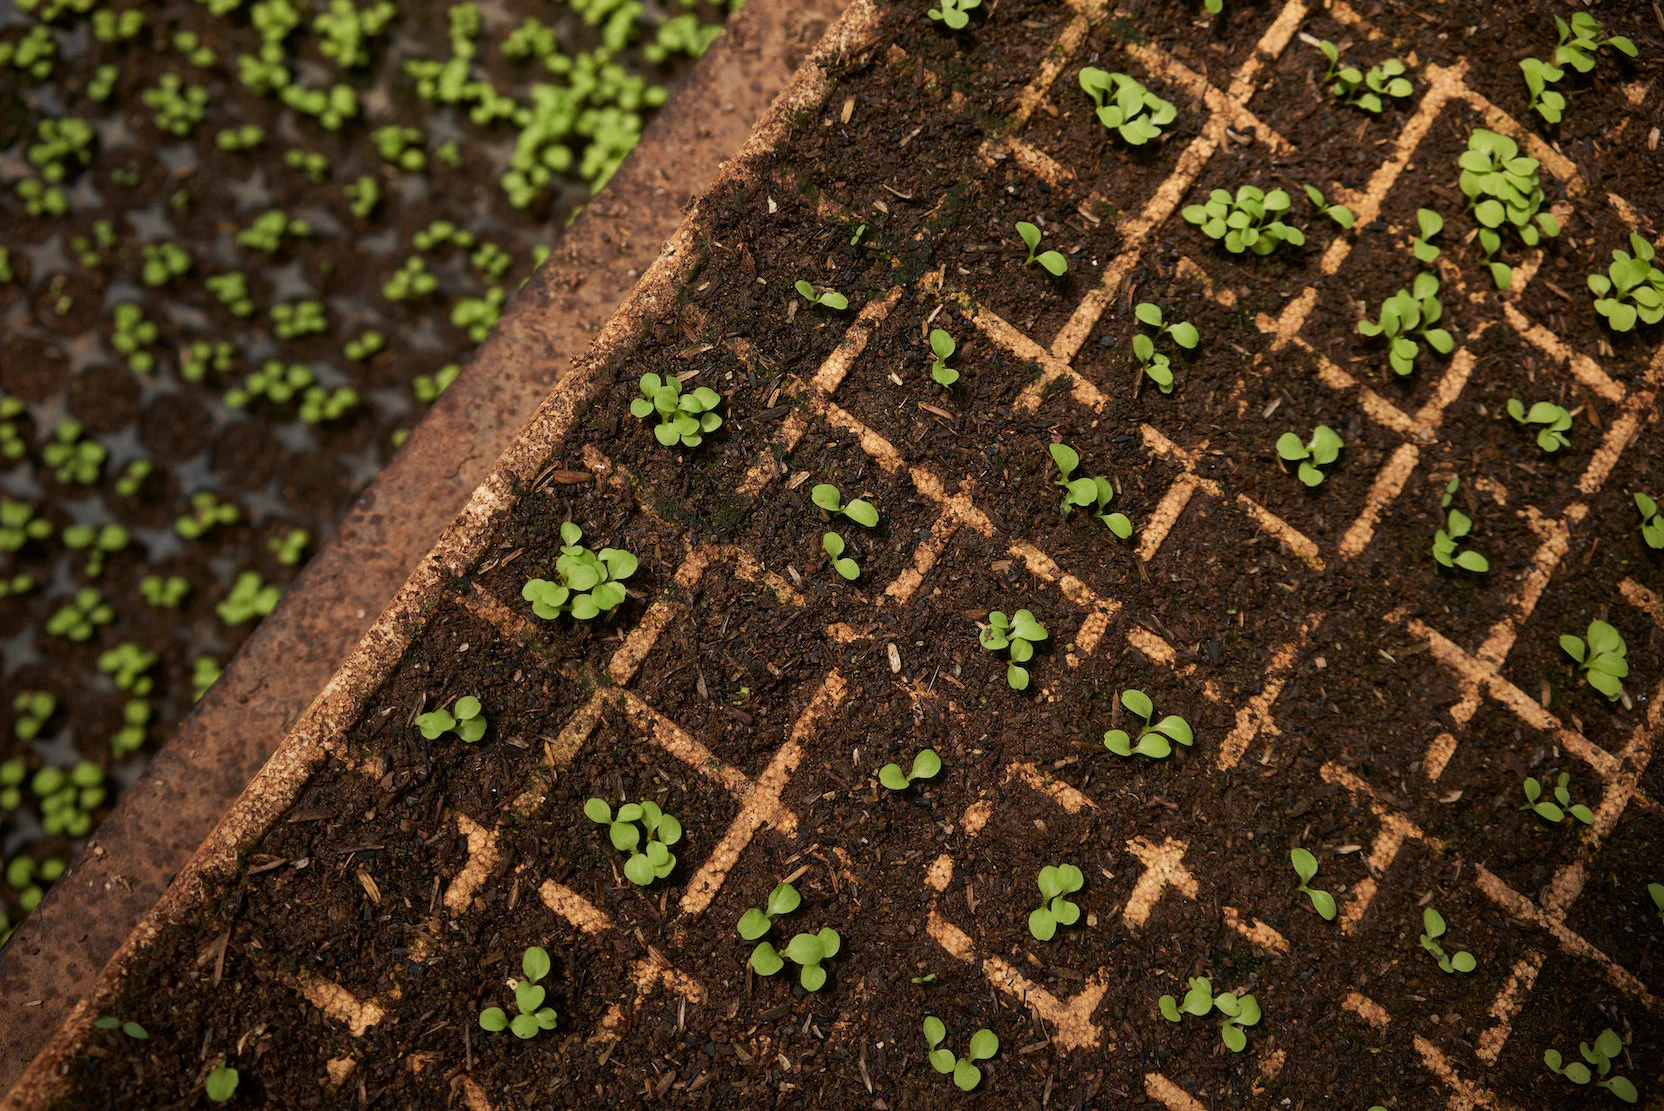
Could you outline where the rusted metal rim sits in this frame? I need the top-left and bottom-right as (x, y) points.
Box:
(0, 0), (848, 1091)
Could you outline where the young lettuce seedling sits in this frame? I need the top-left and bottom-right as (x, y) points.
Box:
(1522, 773), (1595, 826)
(879, 749), (942, 791)
(416, 695), (486, 743)
(1520, 57), (1567, 123)
(1183, 186), (1306, 255)
(926, 0), (981, 29)
(92, 1016), (148, 1040)
(1636, 493), (1664, 549)
(795, 280), (849, 310)
(979, 609), (1049, 690)
(1544, 1028), (1638, 1102)
(1560, 619), (1628, 701)
(1411, 207), (1444, 262)
(1015, 222), (1068, 276)
(522, 522), (638, 620)
(1159, 976), (1261, 1052)
(631, 373), (724, 447)
(1289, 848), (1336, 920)
(1317, 40), (1412, 112)
(752, 928), (841, 991)
(1432, 497), (1489, 573)
(479, 946), (558, 1038)
(1049, 444), (1132, 537)
(1131, 301), (1198, 395)
(1301, 184), (1355, 229)
(1506, 399), (1573, 453)
(1028, 864), (1084, 941)
(1459, 129), (1558, 289)
(1419, 907), (1476, 973)
(811, 484), (878, 527)
(584, 797), (683, 886)
(1135, 301), (1199, 349)
(1103, 689), (1192, 759)
(1275, 424), (1344, 487)
(204, 1062), (239, 1102)
(923, 1019), (999, 1092)
(822, 532), (860, 580)
(1552, 12), (1637, 72)
(1077, 68), (1177, 145)
(737, 881), (800, 941)
(929, 328), (959, 387)
(1587, 233), (1663, 332)
(1357, 272), (1454, 375)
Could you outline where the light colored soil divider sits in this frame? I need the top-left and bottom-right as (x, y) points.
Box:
(8, 0), (1663, 1105)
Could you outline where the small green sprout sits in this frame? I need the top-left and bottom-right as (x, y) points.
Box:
(207, 273), (255, 317)
(912, 973), (937, 984)
(1289, 848), (1336, 920)
(471, 242), (512, 282)
(111, 303), (159, 372)
(479, 947), (558, 1038)
(1103, 689), (1192, 758)
(0, 760), (24, 809)
(1027, 864), (1084, 941)
(1301, 184), (1355, 230)
(879, 749), (942, 791)
(373, 125), (426, 171)
(33, 761), (106, 836)
(1552, 12), (1637, 73)
(1183, 186), (1306, 255)
(12, 691), (55, 741)
(795, 280), (848, 310)
(1, 500), (52, 551)
(227, 362), (314, 409)
(979, 609), (1048, 690)
(414, 364), (460, 403)
(176, 492), (240, 539)
(1459, 129), (1558, 289)
(345, 331), (385, 361)
(737, 881), (800, 941)
(1275, 424), (1343, 487)
(1015, 222), (1067, 276)
(923, 1019), (998, 1092)
(193, 657), (222, 702)
(217, 571), (281, 626)
(1159, 976), (1261, 1052)
(268, 528), (309, 565)
(416, 695), (486, 743)
(1520, 57), (1567, 124)
(5, 853), (68, 909)
(1049, 444), (1131, 537)
(140, 575), (190, 609)
(849, 224), (867, 245)
(1418, 907), (1475, 973)
(1636, 493), (1664, 549)
(111, 699), (151, 756)
(926, 0), (981, 30)
(437, 140), (464, 168)
(315, 0), (398, 69)
(1357, 273), (1453, 375)
(0, 24), (56, 80)
(752, 927), (842, 991)
(58, 523), (128, 577)
(1411, 207), (1443, 262)
(1587, 233), (1663, 332)
(811, 484), (878, 527)
(45, 588), (113, 641)
(1506, 399), (1572, 453)
(1545, 1028), (1637, 1103)
(1523, 772), (1596, 825)
(1132, 301), (1198, 395)
(271, 299), (328, 339)
(1560, 619), (1628, 702)
(822, 532), (860, 580)
(522, 522), (637, 620)
(1317, 41), (1412, 112)
(1650, 882), (1664, 924)
(142, 74), (209, 136)
(452, 289), (506, 341)
(284, 148), (329, 183)
(281, 82), (361, 129)
(215, 124), (266, 152)
(92, 9), (143, 41)
(98, 643), (156, 695)
(0, 398), (24, 461)
(928, 328), (958, 387)
(91, 1016), (148, 1040)
(345, 175), (381, 219)
(383, 257), (437, 301)
(630, 373), (723, 447)
(583, 797), (682, 886)
(140, 243), (191, 287)
(1433, 481), (1489, 572)
(181, 342), (233, 383)
(172, 29), (217, 66)
(236, 210), (311, 255)
(1078, 68), (1176, 145)
(412, 220), (475, 252)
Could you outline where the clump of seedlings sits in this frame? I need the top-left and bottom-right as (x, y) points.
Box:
(1432, 479), (1489, 572)
(1357, 272), (1453, 376)
(1077, 68), (1176, 145)
(812, 484), (878, 528)
(416, 695), (486, 743)
(180, 341), (233, 382)
(1289, 848), (1336, 920)
(140, 242), (191, 287)
(207, 272), (255, 317)
(98, 643), (157, 696)
(1524, 13), (1637, 122)
(795, 280), (848, 310)
(1545, 1028), (1637, 1102)
(1458, 129), (1558, 289)
(1636, 493), (1664, 549)
(584, 797), (682, 886)
(1587, 233), (1663, 332)
(1412, 208), (1443, 261)
(928, 328), (959, 387)
(1028, 864), (1084, 941)
(1419, 907), (1475, 973)
(217, 571), (281, 626)
(140, 575), (189, 609)
(1275, 424), (1343, 487)
(1049, 444), (1132, 538)
(879, 749), (941, 791)
(752, 925), (842, 991)
(1183, 186), (1306, 255)
(521, 522), (637, 620)
(1103, 689), (1192, 759)
(1506, 399), (1573, 453)
(923, 1019), (999, 1092)
(1523, 773), (1596, 826)
(1560, 619), (1627, 701)
(479, 946), (558, 1038)
(1132, 301), (1199, 395)
(35, 762), (106, 837)
(1159, 977), (1261, 1052)
(1316, 40), (1412, 112)
(176, 492), (240, 539)
(43, 420), (106, 484)
(236, 209), (311, 254)
(979, 609), (1048, 691)
(111, 303), (159, 372)
(737, 881), (800, 941)
(6, 855), (67, 912)
(926, 0), (981, 29)
(45, 588), (113, 641)
(630, 373), (723, 447)
(1016, 221), (1067, 275)
(1302, 184), (1355, 230)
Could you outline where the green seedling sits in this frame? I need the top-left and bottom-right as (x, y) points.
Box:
(1459, 129), (1558, 289)
(61, 523), (128, 577)
(849, 224), (867, 246)
(111, 699), (151, 756)
(1520, 57), (1567, 124)
(227, 363), (313, 408)
(192, 657), (222, 702)
(812, 484), (878, 527)
(45, 588), (113, 641)
(1028, 864), (1084, 941)
(979, 609), (1048, 691)
(1132, 301), (1198, 395)
(172, 29), (217, 66)
(451, 288), (505, 341)
(345, 175), (381, 218)
(879, 749), (942, 791)
(300, 385), (360, 424)
(1301, 184), (1356, 230)
(269, 528), (309, 565)
(1275, 424), (1343, 487)
(1159, 976), (1261, 1052)
(15, 178), (67, 219)
(70, 219), (116, 268)
(1552, 12), (1637, 73)
(416, 695), (486, 743)
(1317, 40), (1412, 112)
(13, 692), (55, 741)
(414, 364), (460, 403)
(0, 24), (56, 80)
(1545, 1028), (1638, 1102)
(1, 500), (52, 551)
(284, 148), (329, 183)
(583, 797), (682, 886)
(98, 643), (157, 695)
(795, 280), (849, 310)
(1016, 222), (1067, 276)
(1506, 399), (1572, 453)
(0, 574), (36, 600)
(142, 74), (209, 136)
(28, 117), (93, 184)
(374, 125), (426, 171)
(471, 242), (512, 282)
(1587, 233), (1663, 332)
(271, 300), (328, 339)
(926, 0), (981, 30)
(522, 522), (637, 620)
(1523, 772), (1596, 825)
(437, 140), (464, 168)
(92, 9), (143, 41)
(1357, 272), (1453, 375)
(1560, 619), (1628, 702)
(4, 853), (67, 911)
(0, 760), (24, 809)
(315, 0), (397, 69)
(92, 1016), (149, 1040)
(1419, 907), (1475, 972)
(923, 1019), (998, 1092)
(207, 273), (255, 317)
(737, 881), (800, 941)
(176, 492), (240, 539)
(237, 210), (311, 255)
(1183, 186), (1306, 255)
(928, 328), (959, 387)
(630, 373), (723, 447)
(1411, 207), (1444, 262)
(383, 257), (438, 301)
(181, 341), (233, 382)
(1078, 68), (1176, 145)
(0, 397), (24, 461)
(216, 124), (266, 152)
(140, 575), (190, 609)
(205, 1061), (239, 1102)
(751, 927), (841, 991)
(1636, 493), (1664, 549)
(1289, 848), (1336, 920)
(1103, 688), (1192, 758)
(281, 82), (360, 129)
(111, 303), (159, 371)
(0, 250), (11, 285)
(479, 946), (558, 1038)
(33, 761), (106, 837)
(1432, 480), (1489, 572)
(1049, 444), (1131, 537)
(217, 571), (281, 625)
(822, 532), (860, 581)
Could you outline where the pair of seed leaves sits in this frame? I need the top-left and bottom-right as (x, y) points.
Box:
(479, 946), (558, 1038)
(1029, 864), (1084, 941)
(415, 695), (485, 742)
(923, 1019), (998, 1091)
(1275, 425), (1343, 486)
(1016, 221), (1067, 276)
(1050, 444), (1132, 539)
(879, 748), (942, 791)
(1523, 772), (1596, 825)
(737, 881), (800, 941)
(1103, 688), (1193, 758)
(1419, 908), (1476, 973)
(1432, 508), (1489, 573)
(1507, 398), (1573, 453)
(1289, 847), (1336, 920)
(584, 798), (682, 886)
